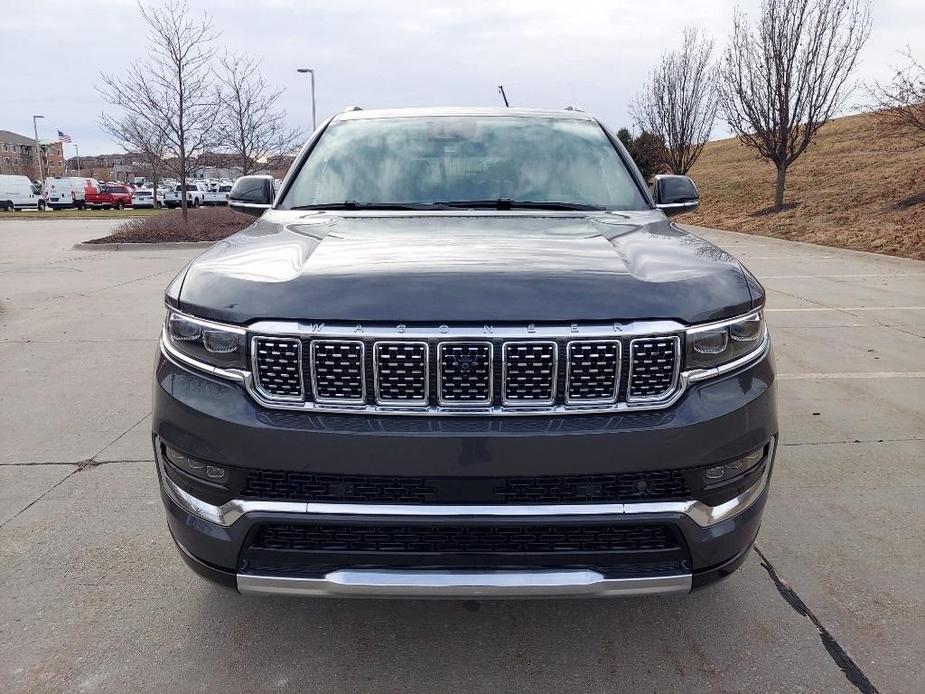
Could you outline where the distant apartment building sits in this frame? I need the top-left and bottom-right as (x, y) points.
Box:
(64, 153), (140, 182)
(0, 130), (65, 179)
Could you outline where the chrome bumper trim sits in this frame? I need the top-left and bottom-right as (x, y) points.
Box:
(158, 437), (774, 529)
(236, 569), (692, 598)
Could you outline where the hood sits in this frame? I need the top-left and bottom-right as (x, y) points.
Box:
(175, 210), (757, 325)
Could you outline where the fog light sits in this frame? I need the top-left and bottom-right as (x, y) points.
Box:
(206, 465), (227, 482)
(164, 446), (227, 484)
(705, 466), (726, 480)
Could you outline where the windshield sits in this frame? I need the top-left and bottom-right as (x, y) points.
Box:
(280, 116), (648, 210)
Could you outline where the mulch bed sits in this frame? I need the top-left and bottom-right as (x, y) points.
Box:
(83, 207), (254, 244)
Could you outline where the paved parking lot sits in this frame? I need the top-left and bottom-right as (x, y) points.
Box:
(1, 218), (922, 693)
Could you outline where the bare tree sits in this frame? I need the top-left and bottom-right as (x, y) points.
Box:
(631, 27), (718, 175)
(98, 0), (221, 221)
(718, 0), (871, 210)
(869, 49), (925, 149)
(99, 113), (169, 205)
(217, 52), (303, 176)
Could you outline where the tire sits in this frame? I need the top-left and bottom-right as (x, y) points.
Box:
(115, 201), (124, 211)
(193, 198), (200, 208)
(38, 200), (46, 211)
(3, 201), (13, 212)
(156, 201), (162, 209)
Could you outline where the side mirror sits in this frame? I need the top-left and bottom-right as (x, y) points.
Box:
(228, 176), (275, 217)
(652, 175), (700, 217)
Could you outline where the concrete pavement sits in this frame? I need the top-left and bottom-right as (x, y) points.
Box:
(1, 218), (922, 693)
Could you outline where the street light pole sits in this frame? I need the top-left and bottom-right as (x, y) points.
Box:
(32, 115), (45, 183)
(297, 68), (316, 131)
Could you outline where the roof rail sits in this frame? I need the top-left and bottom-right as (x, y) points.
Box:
(563, 105), (584, 112)
(342, 105), (363, 112)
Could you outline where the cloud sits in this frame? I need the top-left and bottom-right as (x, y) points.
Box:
(4, 0), (921, 155)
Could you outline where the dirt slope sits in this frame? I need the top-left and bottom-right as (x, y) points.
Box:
(684, 111), (924, 260)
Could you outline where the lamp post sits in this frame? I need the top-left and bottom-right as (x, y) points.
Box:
(32, 115), (45, 183)
(296, 68), (316, 131)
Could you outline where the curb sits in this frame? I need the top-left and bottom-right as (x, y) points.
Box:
(72, 241), (216, 251)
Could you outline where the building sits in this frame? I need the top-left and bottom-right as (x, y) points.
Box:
(0, 130), (65, 179)
(64, 153), (141, 182)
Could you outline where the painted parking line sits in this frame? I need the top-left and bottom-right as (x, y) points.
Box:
(744, 256), (836, 260)
(766, 306), (925, 312)
(762, 273), (925, 279)
(778, 372), (925, 380)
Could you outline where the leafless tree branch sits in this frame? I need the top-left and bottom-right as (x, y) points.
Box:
(869, 48), (925, 149)
(216, 51), (303, 176)
(718, 0), (871, 209)
(631, 27), (718, 175)
(97, 0), (221, 221)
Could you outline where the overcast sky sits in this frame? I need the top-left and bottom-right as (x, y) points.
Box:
(4, 0), (922, 156)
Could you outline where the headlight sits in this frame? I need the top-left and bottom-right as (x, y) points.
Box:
(164, 308), (247, 369)
(686, 310), (766, 370)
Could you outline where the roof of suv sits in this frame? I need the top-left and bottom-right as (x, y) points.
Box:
(333, 106), (596, 122)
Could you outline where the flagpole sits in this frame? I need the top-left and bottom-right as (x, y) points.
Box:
(75, 143), (81, 176)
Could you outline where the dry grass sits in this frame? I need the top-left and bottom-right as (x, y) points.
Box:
(685, 111), (925, 260)
(84, 207), (253, 244)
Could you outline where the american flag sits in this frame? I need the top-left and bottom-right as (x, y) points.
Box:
(58, 130), (72, 143)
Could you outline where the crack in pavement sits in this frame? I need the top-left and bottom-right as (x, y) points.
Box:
(90, 410), (152, 462)
(0, 467), (79, 530)
(780, 436), (925, 447)
(754, 546), (880, 694)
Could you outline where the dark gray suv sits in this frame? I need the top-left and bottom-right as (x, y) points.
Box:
(154, 107), (777, 598)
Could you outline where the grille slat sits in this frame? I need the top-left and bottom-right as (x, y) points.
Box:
(374, 342), (429, 405)
(252, 523), (677, 554)
(502, 342), (557, 405)
(253, 338), (303, 399)
(249, 331), (687, 411)
(311, 341), (365, 404)
(566, 340), (620, 403)
(240, 468), (692, 504)
(628, 337), (680, 401)
(437, 342), (493, 405)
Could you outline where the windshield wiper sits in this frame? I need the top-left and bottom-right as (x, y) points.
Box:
(290, 201), (452, 211)
(435, 199), (606, 211)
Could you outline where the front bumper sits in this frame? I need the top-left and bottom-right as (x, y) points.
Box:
(154, 346), (777, 598)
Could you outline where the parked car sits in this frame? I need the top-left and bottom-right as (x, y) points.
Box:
(202, 183), (232, 206)
(164, 182), (207, 208)
(0, 174), (45, 211)
(86, 183), (133, 209)
(157, 107), (777, 599)
(131, 188), (159, 209)
(44, 176), (98, 210)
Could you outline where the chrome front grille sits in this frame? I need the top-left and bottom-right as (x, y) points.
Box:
(502, 342), (557, 405)
(252, 338), (303, 399)
(374, 342), (428, 405)
(566, 340), (620, 404)
(628, 337), (680, 401)
(310, 340), (365, 404)
(438, 342), (493, 405)
(248, 327), (687, 414)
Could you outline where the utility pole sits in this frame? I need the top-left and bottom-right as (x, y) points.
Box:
(297, 68), (317, 131)
(75, 144), (82, 176)
(32, 115), (45, 183)
(498, 85), (510, 107)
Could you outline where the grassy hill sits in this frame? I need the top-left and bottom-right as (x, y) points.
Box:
(684, 112), (925, 260)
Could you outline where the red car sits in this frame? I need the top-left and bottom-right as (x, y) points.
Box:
(85, 183), (133, 210)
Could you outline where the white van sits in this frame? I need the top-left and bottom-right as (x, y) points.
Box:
(44, 176), (98, 210)
(0, 174), (45, 211)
